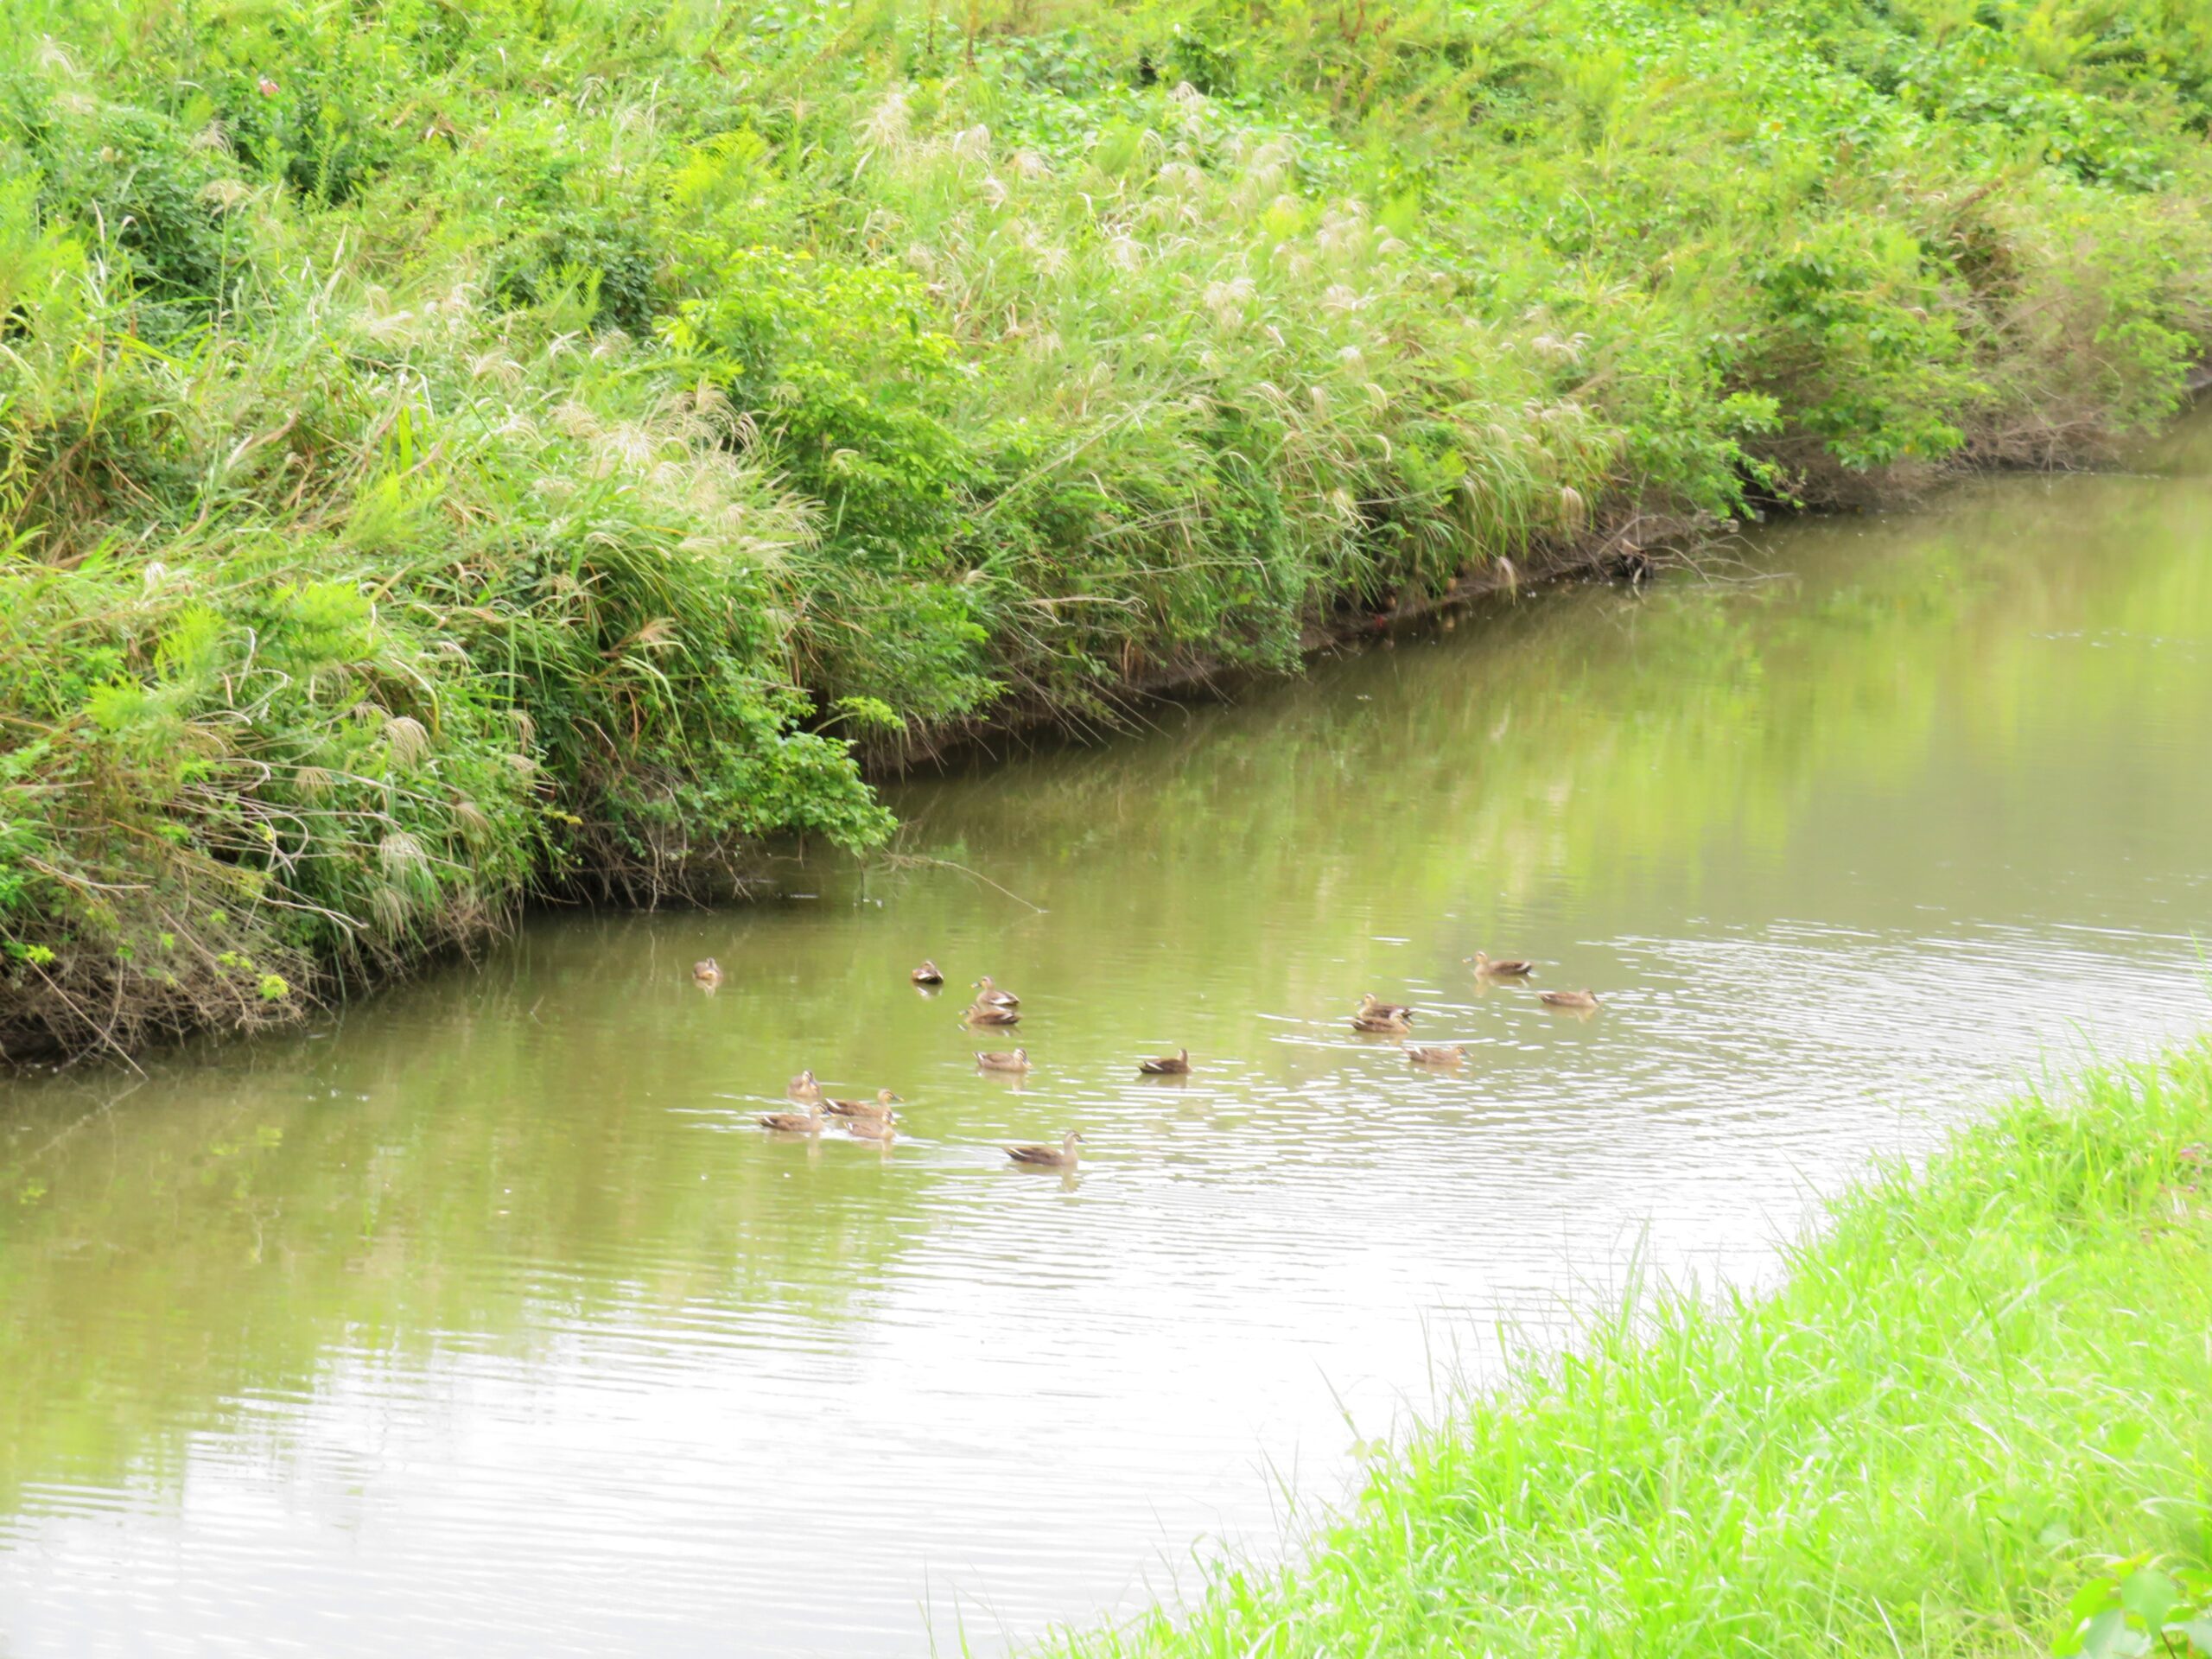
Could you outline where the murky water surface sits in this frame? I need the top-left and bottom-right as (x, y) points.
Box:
(4, 422), (2211, 1655)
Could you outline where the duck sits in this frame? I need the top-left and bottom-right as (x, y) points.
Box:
(972, 976), (1021, 1008)
(1352, 1010), (1414, 1034)
(911, 959), (944, 985)
(964, 1002), (1021, 1027)
(693, 958), (723, 988)
(1138, 1047), (1191, 1075)
(1465, 952), (1535, 977)
(823, 1088), (901, 1120)
(1539, 988), (1601, 1010)
(1405, 1043), (1466, 1066)
(1356, 993), (1414, 1020)
(845, 1116), (899, 1145)
(788, 1069), (823, 1101)
(758, 1102), (825, 1134)
(1006, 1130), (1083, 1170)
(975, 1047), (1031, 1073)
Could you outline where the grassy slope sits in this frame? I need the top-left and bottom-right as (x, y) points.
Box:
(1041, 1043), (2212, 1657)
(3, 0), (2209, 1056)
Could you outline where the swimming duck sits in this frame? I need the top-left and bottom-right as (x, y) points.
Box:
(1352, 1011), (1414, 1034)
(1006, 1130), (1083, 1170)
(975, 1048), (1032, 1073)
(788, 1069), (823, 1101)
(964, 1002), (1021, 1027)
(845, 1116), (899, 1145)
(1539, 988), (1601, 1010)
(972, 976), (1021, 1008)
(823, 1088), (901, 1120)
(1356, 993), (1414, 1020)
(693, 958), (723, 988)
(1405, 1044), (1466, 1066)
(1138, 1047), (1191, 1076)
(912, 960), (944, 985)
(758, 1102), (825, 1134)
(1465, 952), (1535, 977)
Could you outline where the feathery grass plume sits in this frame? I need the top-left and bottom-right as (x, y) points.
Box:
(382, 716), (431, 770)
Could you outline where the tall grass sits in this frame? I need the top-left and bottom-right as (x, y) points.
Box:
(1040, 1044), (2212, 1656)
(3, 0), (2209, 1055)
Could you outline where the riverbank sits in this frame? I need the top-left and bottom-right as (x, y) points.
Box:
(1039, 1041), (2212, 1656)
(5, 0), (2209, 1060)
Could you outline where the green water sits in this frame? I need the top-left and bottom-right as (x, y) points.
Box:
(3, 419), (2210, 1655)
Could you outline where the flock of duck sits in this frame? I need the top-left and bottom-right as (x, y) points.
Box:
(686, 950), (1602, 1171)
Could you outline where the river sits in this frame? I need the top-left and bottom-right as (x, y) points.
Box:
(3, 416), (2209, 1655)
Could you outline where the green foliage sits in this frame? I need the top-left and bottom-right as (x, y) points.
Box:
(670, 247), (1002, 718)
(1755, 219), (1980, 468)
(0, 0), (2206, 1052)
(2055, 1554), (2212, 1657)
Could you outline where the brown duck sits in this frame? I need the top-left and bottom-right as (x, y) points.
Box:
(1405, 1043), (1466, 1066)
(845, 1116), (899, 1145)
(972, 976), (1021, 1008)
(975, 1047), (1031, 1073)
(1539, 988), (1601, 1011)
(1465, 952), (1535, 977)
(1356, 993), (1414, 1020)
(787, 1069), (823, 1101)
(1006, 1130), (1083, 1170)
(824, 1088), (901, 1120)
(911, 960), (944, 985)
(693, 958), (723, 988)
(758, 1102), (825, 1134)
(964, 1002), (1021, 1027)
(1352, 1010), (1414, 1034)
(1138, 1047), (1192, 1076)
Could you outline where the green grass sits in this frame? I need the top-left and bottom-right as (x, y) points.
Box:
(1038, 1042), (2212, 1657)
(3, 0), (2209, 1054)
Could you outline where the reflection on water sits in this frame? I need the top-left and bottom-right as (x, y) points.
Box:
(3, 418), (2210, 1655)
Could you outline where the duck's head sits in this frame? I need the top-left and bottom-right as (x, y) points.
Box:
(878, 1089), (901, 1104)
